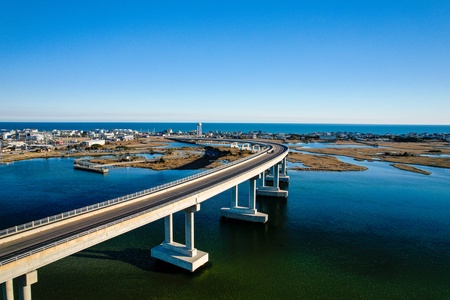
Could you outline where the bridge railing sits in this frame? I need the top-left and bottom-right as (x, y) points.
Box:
(0, 144), (271, 238)
(0, 144), (285, 268)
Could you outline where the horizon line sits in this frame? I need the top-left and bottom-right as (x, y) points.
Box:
(1, 121), (449, 126)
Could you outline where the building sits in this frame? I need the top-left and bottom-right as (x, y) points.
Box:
(197, 123), (202, 137)
(82, 139), (106, 147)
(119, 134), (134, 141)
(28, 134), (45, 142)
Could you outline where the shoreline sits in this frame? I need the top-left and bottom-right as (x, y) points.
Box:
(391, 164), (431, 175)
(2, 139), (449, 173)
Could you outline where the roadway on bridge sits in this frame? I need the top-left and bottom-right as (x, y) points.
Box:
(0, 143), (287, 264)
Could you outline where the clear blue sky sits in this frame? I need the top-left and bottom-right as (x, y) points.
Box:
(1, 1), (449, 124)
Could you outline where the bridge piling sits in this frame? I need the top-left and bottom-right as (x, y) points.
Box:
(260, 170), (267, 187)
(257, 162), (289, 198)
(231, 185), (238, 208)
(2, 279), (14, 300)
(18, 270), (37, 300)
(184, 206), (196, 256)
(220, 176), (268, 223)
(265, 159), (290, 184)
(273, 164), (280, 188)
(281, 157), (287, 175)
(151, 205), (208, 272)
(164, 215), (173, 244)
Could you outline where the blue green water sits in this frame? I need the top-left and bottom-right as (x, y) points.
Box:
(1, 122), (450, 135)
(1, 155), (450, 299)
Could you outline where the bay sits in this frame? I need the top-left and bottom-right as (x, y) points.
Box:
(1, 149), (449, 299)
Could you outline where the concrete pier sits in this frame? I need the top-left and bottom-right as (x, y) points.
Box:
(251, 145), (261, 153)
(265, 158), (290, 183)
(256, 186), (288, 198)
(221, 176), (268, 223)
(2, 279), (14, 300)
(73, 163), (108, 174)
(151, 205), (208, 272)
(18, 270), (37, 300)
(256, 162), (288, 198)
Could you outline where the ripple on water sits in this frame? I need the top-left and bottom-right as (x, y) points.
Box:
(0, 157), (449, 299)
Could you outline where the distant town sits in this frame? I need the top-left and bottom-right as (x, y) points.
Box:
(1, 125), (450, 154)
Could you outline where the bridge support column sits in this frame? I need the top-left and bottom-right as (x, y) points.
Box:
(231, 185), (238, 208)
(2, 279), (14, 300)
(260, 170), (267, 187)
(265, 159), (290, 184)
(221, 176), (268, 223)
(164, 214), (173, 244)
(18, 270), (37, 300)
(273, 164), (280, 188)
(185, 206), (196, 255)
(257, 163), (288, 198)
(151, 205), (208, 272)
(281, 157), (288, 176)
(280, 157), (290, 182)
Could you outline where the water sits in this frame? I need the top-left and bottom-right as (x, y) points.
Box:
(135, 153), (162, 159)
(288, 142), (376, 149)
(156, 141), (201, 149)
(420, 154), (450, 158)
(1, 156), (450, 298)
(1, 122), (450, 135)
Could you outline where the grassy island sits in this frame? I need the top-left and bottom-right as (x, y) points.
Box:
(288, 152), (367, 172)
(391, 164), (431, 175)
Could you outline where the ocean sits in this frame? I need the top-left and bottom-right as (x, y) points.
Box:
(1, 122), (450, 135)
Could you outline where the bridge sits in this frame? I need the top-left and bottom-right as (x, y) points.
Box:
(0, 140), (289, 300)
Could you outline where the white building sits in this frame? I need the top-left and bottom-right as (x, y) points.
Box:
(197, 123), (202, 137)
(2, 132), (12, 140)
(28, 134), (45, 142)
(120, 134), (134, 141)
(7, 141), (26, 149)
(82, 139), (106, 147)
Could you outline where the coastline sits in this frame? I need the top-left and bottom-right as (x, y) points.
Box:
(2, 139), (449, 173)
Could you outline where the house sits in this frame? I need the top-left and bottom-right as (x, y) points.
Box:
(82, 140), (106, 147)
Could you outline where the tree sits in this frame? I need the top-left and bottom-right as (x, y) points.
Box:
(90, 144), (103, 150)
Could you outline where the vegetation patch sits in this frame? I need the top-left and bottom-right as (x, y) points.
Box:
(391, 164), (431, 175)
(288, 152), (367, 172)
(132, 146), (251, 171)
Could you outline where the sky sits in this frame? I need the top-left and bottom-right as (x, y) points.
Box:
(1, 1), (449, 124)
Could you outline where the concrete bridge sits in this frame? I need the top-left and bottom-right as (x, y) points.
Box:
(183, 138), (264, 153)
(0, 140), (289, 300)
